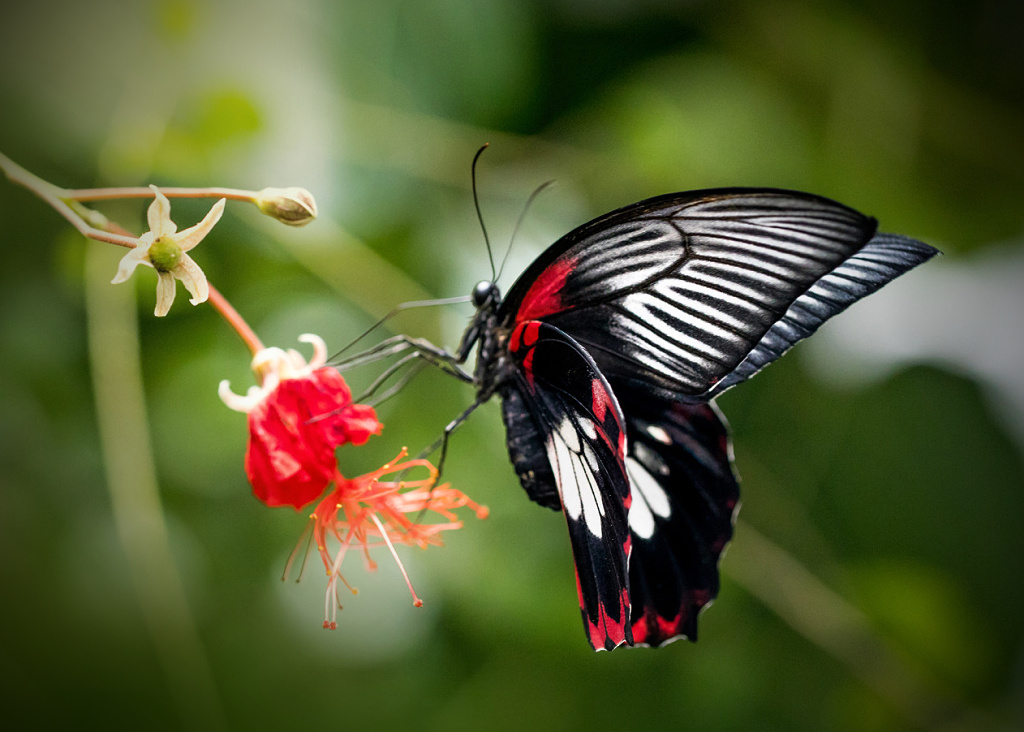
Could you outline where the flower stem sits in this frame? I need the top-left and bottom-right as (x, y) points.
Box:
(208, 284), (264, 355)
(0, 151), (137, 248)
(64, 185), (258, 202)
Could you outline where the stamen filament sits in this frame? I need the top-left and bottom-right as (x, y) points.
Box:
(371, 513), (424, 607)
(324, 533), (357, 629)
(282, 518), (315, 582)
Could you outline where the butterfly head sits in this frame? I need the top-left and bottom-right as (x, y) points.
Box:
(471, 280), (501, 311)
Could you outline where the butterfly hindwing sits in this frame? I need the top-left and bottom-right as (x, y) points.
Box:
(501, 320), (634, 650)
(611, 378), (740, 646)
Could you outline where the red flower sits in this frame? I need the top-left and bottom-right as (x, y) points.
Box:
(220, 334), (382, 509)
(222, 335), (486, 623)
(293, 450), (488, 628)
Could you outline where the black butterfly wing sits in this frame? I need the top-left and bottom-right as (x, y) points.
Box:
(706, 232), (938, 396)
(498, 188), (939, 398)
(499, 320), (634, 651)
(500, 325), (739, 648)
(611, 378), (739, 646)
(493, 188), (937, 650)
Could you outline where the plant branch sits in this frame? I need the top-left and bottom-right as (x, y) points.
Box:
(0, 151), (137, 248)
(208, 284), (264, 355)
(64, 185), (258, 202)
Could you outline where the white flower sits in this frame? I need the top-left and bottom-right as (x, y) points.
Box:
(111, 185), (226, 316)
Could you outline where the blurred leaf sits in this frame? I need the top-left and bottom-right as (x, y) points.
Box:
(586, 53), (814, 189)
(155, 0), (198, 42)
(156, 88), (264, 179)
(192, 89), (262, 143)
(849, 560), (995, 691)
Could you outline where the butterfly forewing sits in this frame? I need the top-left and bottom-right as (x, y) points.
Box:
(501, 320), (634, 650)
(709, 232), (939, 396)
(499, 188), (936, 398)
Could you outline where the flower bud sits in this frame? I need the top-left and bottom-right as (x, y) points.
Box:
(255, 186), (318, 226)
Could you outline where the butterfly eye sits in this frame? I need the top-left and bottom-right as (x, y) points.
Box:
(471, 280), (497, 308)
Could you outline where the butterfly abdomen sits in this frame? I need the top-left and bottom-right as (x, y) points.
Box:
(499, 385), (561, 510)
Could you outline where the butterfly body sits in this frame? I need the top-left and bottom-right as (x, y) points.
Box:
(413, 187), (938, 650)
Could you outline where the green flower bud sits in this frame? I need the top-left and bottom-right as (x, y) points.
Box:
(256, 187), (318, 227)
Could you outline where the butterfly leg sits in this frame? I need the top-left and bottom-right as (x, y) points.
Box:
(357, 353), (425, 404)
(414, 397), (488, 485)
(357, 348), (475, 405)
(403, 398), (487, 526)
(332, 335), (425, 370)
(335, 334), (474, 380)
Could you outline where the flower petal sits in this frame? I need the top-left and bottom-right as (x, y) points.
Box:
(175, 254), (209, 306)
(147, 185), (177, 237)
(111, 246), (152, 284)
(328, 403), (382, 446)
(154, 271), (177, 316)
(297, 333), (328, 370)
(245, 394), (335, 509)
(220, 379), (256, 412)
(175, 198), (226, 252)
(238, 365), (382, 510)
(245, 428), (331, 510)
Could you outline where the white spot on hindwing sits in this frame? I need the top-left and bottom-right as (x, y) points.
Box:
(627, 484), (655, 539)
(557, 414), (581, 452)
(634, 442), (670, 475)
(545, 416), (605, 539)
(626, 457), (672, 539)
(645, 424), (671, 444)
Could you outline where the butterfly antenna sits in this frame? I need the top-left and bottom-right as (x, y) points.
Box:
(472, 143), (496, 281)
(331, 295), (471, 360)
(496, 179), (555, 284)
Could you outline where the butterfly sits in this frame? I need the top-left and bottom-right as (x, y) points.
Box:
(349, 185), (938, 650)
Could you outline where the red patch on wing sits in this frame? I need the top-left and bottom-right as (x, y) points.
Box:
(590, 378), (627, 463)
(522, 349), (535, 385)
(632, 612), (688, 646)
(575, 570), (632, 651)
(510, 321), (542, 389)
(515, 257), (576, 322)
(591, 378), (609, 422)
(510, 321), (541, 353)
(522, 321), (540, 346)
(509, 325), (523, 352)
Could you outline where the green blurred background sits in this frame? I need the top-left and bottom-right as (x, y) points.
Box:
(1, 0), (1022, 730)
